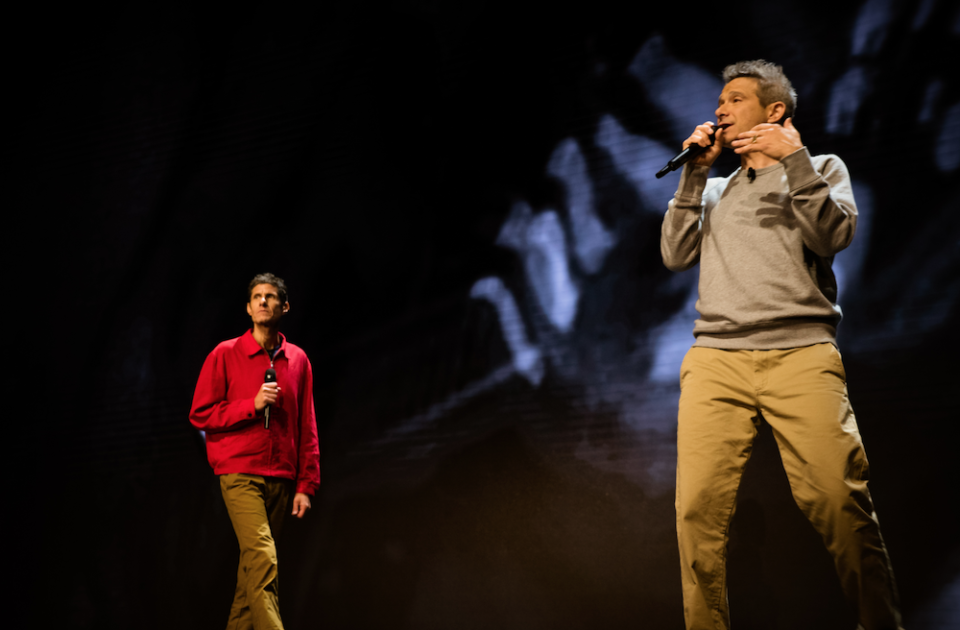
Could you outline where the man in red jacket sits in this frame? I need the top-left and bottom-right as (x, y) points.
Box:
(190, 273), (320, 630)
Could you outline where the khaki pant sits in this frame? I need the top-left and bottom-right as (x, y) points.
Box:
(220, 473), (293, 630)
(676, 344), (902, 630)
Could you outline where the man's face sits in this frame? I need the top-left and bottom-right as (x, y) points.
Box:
(246, 283), (288, 327)
(714, 77), (775, 148)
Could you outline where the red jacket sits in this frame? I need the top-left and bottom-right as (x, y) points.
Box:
(189, 330), (320, 495)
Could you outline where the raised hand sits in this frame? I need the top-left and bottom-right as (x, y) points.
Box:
(732, 117), (803, 161)
(254, 381), (280, 412)
(682, 122), (724, 167)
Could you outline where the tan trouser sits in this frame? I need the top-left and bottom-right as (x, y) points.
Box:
(220, 473), (292, 630)
(676, 344), (902, 630)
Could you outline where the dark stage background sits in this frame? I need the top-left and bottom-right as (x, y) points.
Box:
(19, 1), (960, 628)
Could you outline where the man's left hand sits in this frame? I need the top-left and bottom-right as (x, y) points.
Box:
(732, 117), (803, 160)
(292, 492), (312, 518)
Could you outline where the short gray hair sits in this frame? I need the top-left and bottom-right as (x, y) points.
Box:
(722, 60), (797, 120)
(247, 273), (288, 304)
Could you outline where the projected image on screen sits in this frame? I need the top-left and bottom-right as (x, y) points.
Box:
(380, 24), (957, 475)
(325, 5), (958, 625)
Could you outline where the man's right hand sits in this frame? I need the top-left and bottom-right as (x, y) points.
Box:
(254, 382), (280, 412)
(682, 122), (723, 167)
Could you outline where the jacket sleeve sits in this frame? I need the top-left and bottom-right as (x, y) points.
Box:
(782, 147), (858, 257)
(661, 163), (710, 271)
(189, 349), (259, 434)
(295, 358), (321, 496)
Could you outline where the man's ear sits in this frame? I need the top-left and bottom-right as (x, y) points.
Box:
(767, 101), (786, 124)
(282, 302), (290, 313)
(247, 302), (254, 317)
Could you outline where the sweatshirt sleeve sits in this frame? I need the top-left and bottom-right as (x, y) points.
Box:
(295, 358), (321, 495)
(661, 163), (710, 271)
(782, 147), (858, 257)
(189, 349), (259, 434)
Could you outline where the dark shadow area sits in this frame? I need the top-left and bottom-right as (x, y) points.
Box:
(313, 426), (681, 629)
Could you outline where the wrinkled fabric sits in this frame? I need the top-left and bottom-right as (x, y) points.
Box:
(190, 330), (320, 496)
(676, 344), (901, 630)
(220, 473), (292, 630)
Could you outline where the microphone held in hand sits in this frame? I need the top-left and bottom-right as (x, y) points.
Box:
(264, 368), (277, 429)
(656, 124), (718, 179)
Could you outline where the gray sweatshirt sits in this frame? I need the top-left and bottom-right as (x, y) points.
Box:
(660, 147), (858, 350)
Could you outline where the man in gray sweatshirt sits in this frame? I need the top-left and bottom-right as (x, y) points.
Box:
(661, 60), (903, 630)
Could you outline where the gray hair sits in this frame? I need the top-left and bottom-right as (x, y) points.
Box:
(722, 60), (797, 120)
(247, 273), (288, 304)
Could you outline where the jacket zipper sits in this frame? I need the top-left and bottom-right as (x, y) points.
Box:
(265, 352), (275, 429)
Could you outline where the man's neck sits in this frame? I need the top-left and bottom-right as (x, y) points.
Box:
(741, 152), (779, 171)
(252, 324), (281, 351)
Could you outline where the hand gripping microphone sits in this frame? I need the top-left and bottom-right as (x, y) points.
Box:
(264, 368), (277, 429)
(656, 123), (718, 179)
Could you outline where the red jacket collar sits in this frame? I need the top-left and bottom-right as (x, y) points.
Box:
(240, 329), (286, 357)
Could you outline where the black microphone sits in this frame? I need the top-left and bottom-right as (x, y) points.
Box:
(264, 368), (277, 429)
(656, 124), (718, 179)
